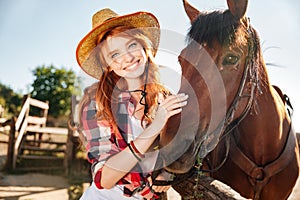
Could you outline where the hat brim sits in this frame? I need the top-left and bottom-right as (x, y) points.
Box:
(76, 11), (160, 79)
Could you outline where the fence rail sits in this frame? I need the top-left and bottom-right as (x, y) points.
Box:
(5, 95), (70, 170)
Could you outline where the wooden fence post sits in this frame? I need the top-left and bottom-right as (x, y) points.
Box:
(64, 95), (80, 175)
(5, 117), (16, 170)
(64, 117), (75, 175)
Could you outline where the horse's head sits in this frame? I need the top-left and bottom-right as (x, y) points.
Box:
(158, 0), (262, 173)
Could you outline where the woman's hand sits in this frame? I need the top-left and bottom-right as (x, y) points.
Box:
(151, 93), (188, 133)
(148, 173), (172, 193)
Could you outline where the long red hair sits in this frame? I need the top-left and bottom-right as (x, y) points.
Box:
(78, 26), (169, 132)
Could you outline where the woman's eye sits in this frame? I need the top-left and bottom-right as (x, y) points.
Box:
(111, 52), (120, 59)
(128, 42), (137, 49)
(222, 54), (239, 66)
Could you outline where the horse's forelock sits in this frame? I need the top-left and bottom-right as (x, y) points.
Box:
(187, 10), (246, 48)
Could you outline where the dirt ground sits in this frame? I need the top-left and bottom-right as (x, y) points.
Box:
(0, 138), (299, 200)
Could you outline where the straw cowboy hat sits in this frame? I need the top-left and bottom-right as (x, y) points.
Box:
(76, 8), (160, 79)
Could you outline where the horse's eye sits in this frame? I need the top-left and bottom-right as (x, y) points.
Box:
(222, 54), (239, 66)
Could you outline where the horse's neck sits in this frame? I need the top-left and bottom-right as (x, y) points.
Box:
(236, 79), (290, 164)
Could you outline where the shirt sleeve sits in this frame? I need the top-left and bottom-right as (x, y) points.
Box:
(80, 99), (121, 189)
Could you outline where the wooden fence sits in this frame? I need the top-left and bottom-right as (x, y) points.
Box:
(5, 95), (74, 172)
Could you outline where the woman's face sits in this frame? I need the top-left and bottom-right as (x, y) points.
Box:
(100, 34), (147, 80)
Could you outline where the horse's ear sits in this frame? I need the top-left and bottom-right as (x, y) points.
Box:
(183, 0), (200, 23)
(227, 0), (248, 20)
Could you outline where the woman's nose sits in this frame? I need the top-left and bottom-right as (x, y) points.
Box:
(121, 51), (135, 63)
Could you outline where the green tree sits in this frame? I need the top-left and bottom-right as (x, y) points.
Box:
(31, 65), (80, 117)
(0, 82), (23, 117)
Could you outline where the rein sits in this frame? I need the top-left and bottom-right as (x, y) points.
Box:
(201, 22), (259, 173)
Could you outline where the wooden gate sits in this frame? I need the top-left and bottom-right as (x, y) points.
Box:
(6, 95), (69, 171)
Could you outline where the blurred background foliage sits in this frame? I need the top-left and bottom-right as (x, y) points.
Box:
(0, 65), (81, 126)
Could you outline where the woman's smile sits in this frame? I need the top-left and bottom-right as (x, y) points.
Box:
(123, 59), (140, 71)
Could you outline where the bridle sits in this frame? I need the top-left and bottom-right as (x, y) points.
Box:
(201, 20), (260, 173)
(153, 20), (260, 186)
(201, 21), (296, 200)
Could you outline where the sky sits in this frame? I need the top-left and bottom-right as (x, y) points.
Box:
(0, 0), (299, 131)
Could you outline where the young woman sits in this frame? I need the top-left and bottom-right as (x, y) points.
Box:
(76, 8), (188, 199)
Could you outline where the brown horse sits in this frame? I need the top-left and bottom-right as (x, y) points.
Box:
(156, 0), (300, 199)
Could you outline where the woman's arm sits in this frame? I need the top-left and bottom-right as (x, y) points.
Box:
(101, 93), (188, 189)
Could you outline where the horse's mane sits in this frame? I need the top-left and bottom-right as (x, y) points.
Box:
(187, 10), (247, 48)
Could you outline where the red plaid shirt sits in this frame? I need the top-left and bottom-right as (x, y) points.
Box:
(80, 92), (159, 199)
